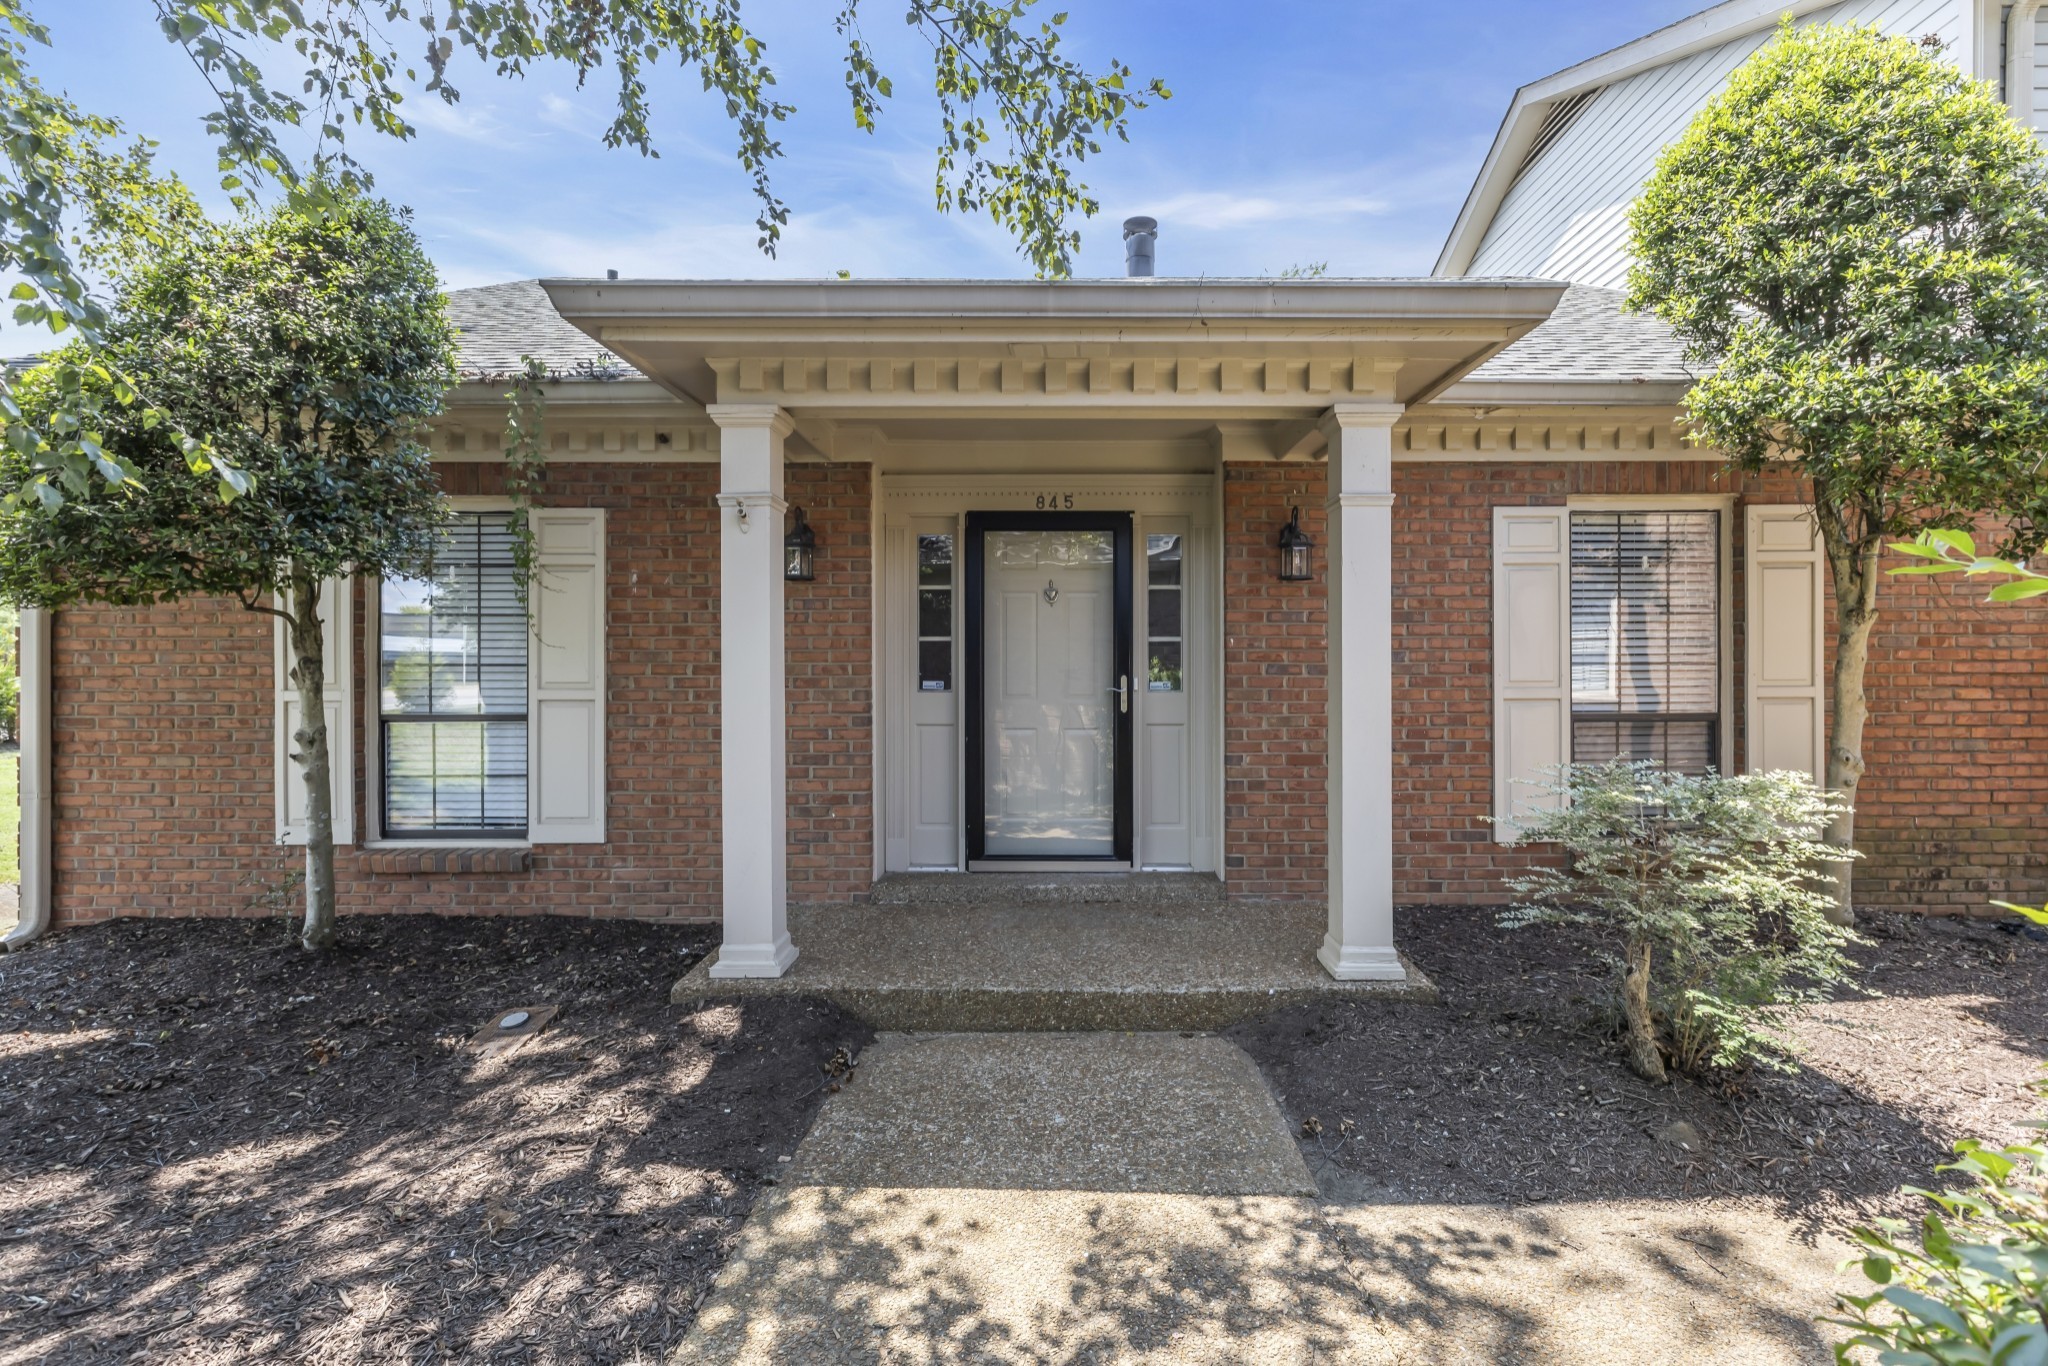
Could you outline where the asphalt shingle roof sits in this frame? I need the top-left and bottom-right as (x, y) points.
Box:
(1464, 284), (1694, 386)
(447, 280), (640, 380)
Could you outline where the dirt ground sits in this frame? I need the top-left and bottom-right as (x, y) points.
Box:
(0, 916), (872, 1365)
(5, 905), (2044, 1364)
(1230, 906), (2048, 1226)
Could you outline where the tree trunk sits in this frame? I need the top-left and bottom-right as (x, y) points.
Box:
(1620, 934), (1667, 1083)
(1817, 515), (1880, 928)
(287, 564), (339, 952)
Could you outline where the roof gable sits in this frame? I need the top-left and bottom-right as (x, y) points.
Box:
(1435, 0), (1972, 283)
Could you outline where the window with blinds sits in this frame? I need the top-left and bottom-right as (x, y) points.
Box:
(1569, 511), (1720, 774)
(379, 513), (529, 837)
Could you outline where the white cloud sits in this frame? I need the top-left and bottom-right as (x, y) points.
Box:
(1143, 188), (1390, 229)
(399, 96), (505, 144)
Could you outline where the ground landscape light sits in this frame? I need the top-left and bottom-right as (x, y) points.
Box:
(1277, 505), (1314, 582)
(786, 505), (818, 582)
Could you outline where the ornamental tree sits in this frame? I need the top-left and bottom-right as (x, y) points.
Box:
(1502, 762), (1855, 1083)
(1626, 22), (2048, 922)
(0, 193), (456, 950)
(1, 0), (1166, 504)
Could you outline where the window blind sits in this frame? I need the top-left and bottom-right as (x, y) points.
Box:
(1568, 511), (1719, 774)
(380, 513), (529, 836)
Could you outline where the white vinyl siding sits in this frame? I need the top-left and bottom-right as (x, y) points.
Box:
(1492, 508), (1572, 840)
(527, 508), (607, 844)
(1743, 506), (1828, 785)
(2033, 8), (2048, 138)
(276, 577), (356, 845)
(1465, 0), (1961, 288)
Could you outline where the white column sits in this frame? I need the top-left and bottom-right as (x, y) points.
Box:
(2, 607), (51, 947)
(1317, 404), (1406, 981)
(707, 405), (798, 978)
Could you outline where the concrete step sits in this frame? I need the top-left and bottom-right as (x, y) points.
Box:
(867, 872), (1225, 908)
(673, 899), (1435, 1032)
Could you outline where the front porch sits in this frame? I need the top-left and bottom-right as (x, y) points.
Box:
(672, 874), (1436, 1031)
(541, 276), (1565, 988)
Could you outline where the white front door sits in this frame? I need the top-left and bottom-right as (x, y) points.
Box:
(879, 477), (1219, 877)
(969, 516), (1132, 862)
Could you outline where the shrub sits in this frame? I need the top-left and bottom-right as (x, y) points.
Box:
(0, 642), (17, 744)
(1501, 761), (1858, 1082)
(1830, 1100), (2048, 1364)
(0, 602), (15, 742)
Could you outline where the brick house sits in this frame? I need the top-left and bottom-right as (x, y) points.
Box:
(9, 0), (2047, 982)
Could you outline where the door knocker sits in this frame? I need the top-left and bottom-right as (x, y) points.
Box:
(1043, 579), (1059, 605)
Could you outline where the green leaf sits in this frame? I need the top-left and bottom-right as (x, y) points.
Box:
(1889, 540), (1951, 560)
(1993, 902), (2048, 925)
(1992, 1323), (2048, 1366)
(1880, 1286), (1972, 1336)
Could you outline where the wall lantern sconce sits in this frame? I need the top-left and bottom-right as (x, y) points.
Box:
(1276, 505), (1314, 582)
(785, 506), (817, 582)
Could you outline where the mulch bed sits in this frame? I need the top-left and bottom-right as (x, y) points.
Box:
(1230, 906), (2048, 1224)
(0, 916), (872, 1365)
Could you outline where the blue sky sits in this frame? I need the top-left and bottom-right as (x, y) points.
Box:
(31, 2), (1702, 289)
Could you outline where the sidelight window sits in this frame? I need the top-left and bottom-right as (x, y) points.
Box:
(1146, 534), (1183, 691)
(917, 533), (954, 691)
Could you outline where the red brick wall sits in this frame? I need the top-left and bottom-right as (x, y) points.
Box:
(1221, 465), (1329, 896)
(1221, 458), (2048, 913)
(49, 461), (873, 927)
(48, 451), (2048, 925)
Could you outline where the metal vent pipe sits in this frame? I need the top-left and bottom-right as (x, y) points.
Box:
(1122, 216), (1157, 277)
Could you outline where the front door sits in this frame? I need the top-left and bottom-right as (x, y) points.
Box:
(964, 513), (1134, 864)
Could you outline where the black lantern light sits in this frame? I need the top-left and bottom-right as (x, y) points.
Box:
(785, 505), (817, 582)
(1276, 505), (1313, 582)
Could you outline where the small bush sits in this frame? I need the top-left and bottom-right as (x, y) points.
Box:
(1501, 761), (1857, 1082)
(0, 642), (17, 745)
(1830, 1104), (2048, 1364)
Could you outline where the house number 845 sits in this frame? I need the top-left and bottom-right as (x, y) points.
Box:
(1034, 493), (1075, 510)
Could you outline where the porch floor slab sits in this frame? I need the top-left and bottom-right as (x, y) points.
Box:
(671, 891), (1436, 1031)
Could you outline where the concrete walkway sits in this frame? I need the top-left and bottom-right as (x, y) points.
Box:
(681, 1032), (1854, 1364)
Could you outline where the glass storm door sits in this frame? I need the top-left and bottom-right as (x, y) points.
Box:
(964, 513), (1134, 863)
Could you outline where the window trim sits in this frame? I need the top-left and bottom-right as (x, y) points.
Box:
(363, 496), (534, 850)
(1564, 494), (1735, 777)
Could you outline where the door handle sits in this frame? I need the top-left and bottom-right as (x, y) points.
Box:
(1108, 675), (1129, 714)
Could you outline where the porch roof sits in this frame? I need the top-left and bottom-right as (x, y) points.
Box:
(538, 276), (1567, 416)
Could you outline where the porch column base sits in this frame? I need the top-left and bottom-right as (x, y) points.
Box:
(707, 936), (800, 979)
(1316, 936), (1406, 982)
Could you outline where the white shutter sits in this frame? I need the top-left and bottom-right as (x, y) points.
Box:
(1744, 505), (1826, 784)
(275, 577), (356, 845)
(1493, 507), (1572, 840)
(528, 508), (606, 843)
